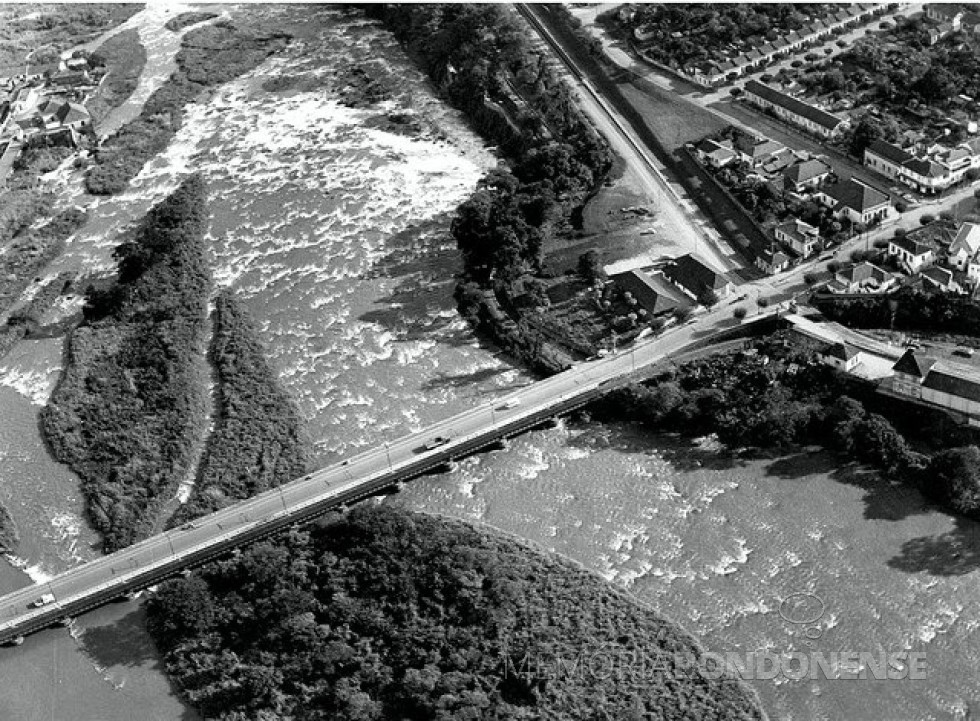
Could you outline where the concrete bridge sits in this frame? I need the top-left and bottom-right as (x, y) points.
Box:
(0, 314), (752, 645)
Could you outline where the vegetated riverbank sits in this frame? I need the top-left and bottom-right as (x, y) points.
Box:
(147, 505), (765, 721)
(368, 5), (614, 376)
(591, 330), (980, 520)
(169, 291), (311, 525)
(0, 209), (87, 316)
(0, 5), (142, 68)
(42, 176), (211, 552)
(85, 28), (148, 126)
(164, 11), (219, 34)
(85, 18), (291, 194)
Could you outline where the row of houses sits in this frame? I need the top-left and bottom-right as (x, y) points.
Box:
(742, 80), (849, 139)
(694, 128), (892, 276)
(686, 4), (885, 87)
(610, 254), (734, 318)
(864, 137), (980, 195)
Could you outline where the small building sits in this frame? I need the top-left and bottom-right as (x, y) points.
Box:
(887, 348), (980, 425)
(663, 254), (734, 300)
(694, 137), (737, 168)
(732, 133), (784, 167)
(782, 158), (832, 192)
(820, 342), (863, 372)
(774, 218), (820, 257)
(947, 222), (980, 282)
(756, 245), (793, 275)
(610, 268), (690, 316)
(827, 261), (896, 293)
(921, 265), (960, 292)
(819, 178), (890, 225)
(888, 235), (937, 273)
(743, 80), (848, 138)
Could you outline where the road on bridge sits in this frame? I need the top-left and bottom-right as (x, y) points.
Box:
(0, 309), (776, 644)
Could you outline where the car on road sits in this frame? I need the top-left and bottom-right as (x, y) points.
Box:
(29, 593), (55, 608)
(424, 436), (452, 450)
(499, 398), (521, 410)
(954, 347), (975, 358)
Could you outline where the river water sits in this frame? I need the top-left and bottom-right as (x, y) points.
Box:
(0, 6), (977, 721)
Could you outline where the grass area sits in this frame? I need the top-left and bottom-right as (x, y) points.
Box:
(86, 18), (291, 194)
(86, 28), (147, 127)
(0, 209), (86, 315)
(169, 291), (311, 525)
(617, 76), (728, 152)
(41, 177), (211, 552)
(164, 11), (218, 33)
(0, 5), (142, 70)
(147, 505), (765, 720)
(0, 502), (17, 555)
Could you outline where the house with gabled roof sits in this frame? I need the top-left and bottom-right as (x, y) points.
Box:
(947, 222), (980, 282)
(888, 235), (938, 273)
(732, 133), (784, 167)
(782, 158), (832, 192)
(743, 80), (848, 139)
(694, 137), (736, 168)
(827, 261), (896, 293)
(887, 349), (980, 425)
(818, 178), (890, 225)
(663, 254), (734, 300)
(774, 218), (820, 257)
(756, 244), (793, 275)
(921, 265), (960, 292)
(611, 268), (690, 316)
(820, 342), (863, 372)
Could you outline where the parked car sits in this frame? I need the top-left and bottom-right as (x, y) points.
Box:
(953, 347), (975, 358)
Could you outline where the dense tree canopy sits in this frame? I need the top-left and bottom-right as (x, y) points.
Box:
(147, 506), (765, 720)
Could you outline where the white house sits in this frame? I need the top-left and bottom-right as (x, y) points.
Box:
(947, 222), (980, 282)
(774, 218), (820, 257)
(888, 235), (937, 274)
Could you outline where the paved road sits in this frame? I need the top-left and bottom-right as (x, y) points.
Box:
(516, 4), (741, 274)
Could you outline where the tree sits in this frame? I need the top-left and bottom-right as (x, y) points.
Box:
(927, 446), (980, 518)
(577, 249), (604, 285)
(803, 272), (818, 286)
(673, 305), (693, 323)
(828, 260), (841, 274)
(920, 214), (935, 226)
(733, 306), (748, 320)
(849, 117), (884, 157)
(698, 289), (720, 308)
(756, 297), (769, 309)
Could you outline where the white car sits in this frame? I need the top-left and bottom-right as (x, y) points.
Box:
(499, 398), (521, 410)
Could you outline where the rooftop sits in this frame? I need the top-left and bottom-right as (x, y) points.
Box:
(824, 178), (890, 214)
(744, 80), (845, 132)
(663, 254), (731, 296)
(893, 349), (937, 378)
(782, 157), (831, 185)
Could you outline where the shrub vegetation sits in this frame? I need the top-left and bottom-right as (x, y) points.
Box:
(164, 11), (219, 33)
(170, 292), (311, 525)
(85, 28), (147, 126)
(147, 505), (765, 721)
(42, 176), (211, 551)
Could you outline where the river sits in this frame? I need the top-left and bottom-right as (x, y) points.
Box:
(0, 6), (977, 721)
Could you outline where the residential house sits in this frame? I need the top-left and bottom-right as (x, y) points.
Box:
(818, 178), (890, 225)
(819, 342), (863, 372)
(663, 254), (734, 301)
(921, 265), (961, 292)
(733, 133), (784, 167)
(756, 245), (793, 275)
(947, 222), (980, 282)
(886, 349), (980, 426)
(827, 261), (896, 293)
(774, 218), (820, 257)
(761, 147), (799, 175)
(743, 80), (849, 138)
(926, 4), (965, 30)
(782, 158), (832, 192)
(888, 235), (938, 273)
(694, 137), (736, 168)
(5, 98), (90, 143)
(610, 269), (689, 316)
(865, 138), (978, 194)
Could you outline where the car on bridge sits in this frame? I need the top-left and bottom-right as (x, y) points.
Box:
(29, 593), (54, 608)
(423, 436), (452, 451)
(498, 398), (521, 410)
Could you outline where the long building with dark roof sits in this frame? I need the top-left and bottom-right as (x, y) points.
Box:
(743, 80), (848, 138)
(887, 349), (980, 425)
